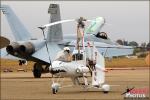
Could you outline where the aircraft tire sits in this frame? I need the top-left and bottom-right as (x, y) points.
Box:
(52, 88), (57, 94)
(103, 91), (109, 94)
(33, 63), (42, 78)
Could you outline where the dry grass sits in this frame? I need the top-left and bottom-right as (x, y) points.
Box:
(0, 59), (34, 71)
(105, 58), (148, 68)
(0, 58), (148, 72)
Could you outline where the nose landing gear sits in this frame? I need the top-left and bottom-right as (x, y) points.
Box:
(102, 84), (110, 93)
(51, 83), (60, 94)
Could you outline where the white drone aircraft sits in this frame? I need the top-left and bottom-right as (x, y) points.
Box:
(40, 17), (111, 94)
(0, 4), (133, 78)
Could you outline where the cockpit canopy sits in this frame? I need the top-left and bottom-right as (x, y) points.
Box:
(95, 32), (108, 39)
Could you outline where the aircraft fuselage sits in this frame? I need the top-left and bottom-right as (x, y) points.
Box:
(50, 60), (89, 77)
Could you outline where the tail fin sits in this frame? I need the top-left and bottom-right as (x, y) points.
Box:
(92, 45), (105, 86)
(0, 5), (31, 41)
(47, 4), (63, 42)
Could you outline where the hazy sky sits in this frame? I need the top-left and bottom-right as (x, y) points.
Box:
(1, 1), (149, 44)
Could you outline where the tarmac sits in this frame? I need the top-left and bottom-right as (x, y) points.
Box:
(1, 68), (149, 100)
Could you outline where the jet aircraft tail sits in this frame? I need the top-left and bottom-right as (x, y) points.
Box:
(91, 45), (105, 86)
(47, 4), (63, 42)
(0, 5), (31, 41)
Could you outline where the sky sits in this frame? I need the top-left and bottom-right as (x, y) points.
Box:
(1, 1), (149, 44)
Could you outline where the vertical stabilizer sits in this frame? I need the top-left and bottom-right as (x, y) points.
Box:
(0, 5), (31, 41)
(91, 45), (105, 86)
(47, 4), (63, 42)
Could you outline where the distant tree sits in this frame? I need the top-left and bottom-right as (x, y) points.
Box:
(133, 48), (141, 55)
(139, 42), (147, 52)
(116, 39), (123, 45)
(140, 42), (146, 48)
(128, 41), (138, 47)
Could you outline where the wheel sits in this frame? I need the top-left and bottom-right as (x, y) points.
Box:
(52, 88), (58, 94)
(76, 68), (81, 74)
(52, 88), (56, 94)
(33, 63), (42, 78)
(51, 83), (59, 94)
(102, 84), (110, 94)
(103, 91), (109, 94)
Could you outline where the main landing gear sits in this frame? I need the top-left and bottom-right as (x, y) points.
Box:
(33, 63), (50, 78)
(33, 63), (42, 78)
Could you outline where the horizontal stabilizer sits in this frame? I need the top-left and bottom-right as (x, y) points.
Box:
(0, 36), (10, 49)
(32, 43), (61, 63)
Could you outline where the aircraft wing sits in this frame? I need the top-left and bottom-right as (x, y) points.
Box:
(63, 34), (115, 45)
(60, 38), (134, 57)
(32, 43), (61, 63)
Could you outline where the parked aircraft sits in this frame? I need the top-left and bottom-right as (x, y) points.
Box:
(0, 4), (133, 78)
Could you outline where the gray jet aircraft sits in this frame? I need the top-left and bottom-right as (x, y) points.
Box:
(0, 4), (133, 78)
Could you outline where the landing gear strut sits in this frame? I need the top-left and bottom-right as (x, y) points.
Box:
(33, 63), (42, 78)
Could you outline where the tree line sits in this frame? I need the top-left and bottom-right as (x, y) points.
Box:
(116, 39), (150, 57)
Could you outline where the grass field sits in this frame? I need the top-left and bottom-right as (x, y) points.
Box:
(0, 59), (34, 71)
(105, 57), (148, 68)
(0, 57), (149, 72)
